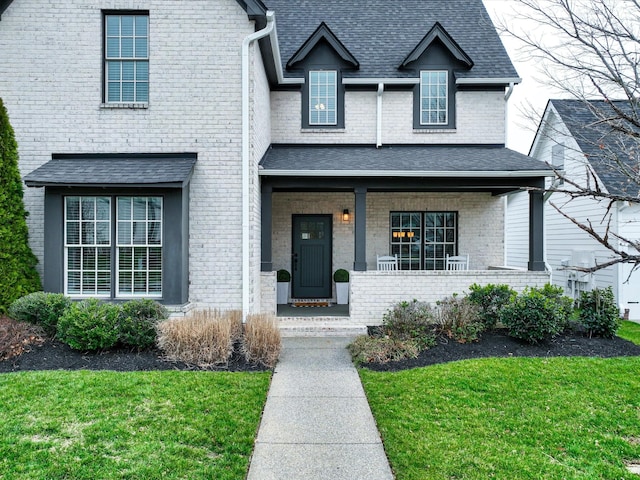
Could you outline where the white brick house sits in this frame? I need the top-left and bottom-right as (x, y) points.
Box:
(1, 0), (553, 326)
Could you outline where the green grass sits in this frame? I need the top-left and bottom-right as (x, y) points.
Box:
(360, 357), (640, 479)
(0, 370), (270, 480)
(619, 320), (640, 345)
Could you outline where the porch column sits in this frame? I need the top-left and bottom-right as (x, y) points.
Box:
(261, 184), (273, 272)
(528, 182), (545, 271)
(354, 187), (367, 271)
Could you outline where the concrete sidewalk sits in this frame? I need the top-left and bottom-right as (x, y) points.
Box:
(247, 337), (394, 480)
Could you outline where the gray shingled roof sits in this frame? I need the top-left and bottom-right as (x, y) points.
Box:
(259, 145), (552, 174)
(264, 0), (518, 80)
(550, 99), (640, 197)
(24, 156), (197, 188)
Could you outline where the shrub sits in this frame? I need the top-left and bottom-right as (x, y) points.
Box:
(538, 283), (575, 327)
(277, 269), (291, 282)
(57, 299), (121, 351)
(156, 309), (235, 366)
(8, 291), (71, 336)
(435, 295), (484, 343)
(348, 335), (420, 364)
(118, 299), (169, 349)
(499, 287), (567, 344)
(242, 313), (281, 368)
(578, 287), (620, 338)
(0, 98), (41, 313)
(382, 300), (437, 349)
(467, 283), (515, 329)
(333, 269), (349, 282)
(227, 309), (243, 341)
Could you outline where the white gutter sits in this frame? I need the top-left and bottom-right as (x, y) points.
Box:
(259, 169), (556, 178)
(376, 83), (384, 148)
(343, 78), (419, 85)
(456, 77), (522, 85)
(242, 11), (275, 322)
(504, 82), (515, 101)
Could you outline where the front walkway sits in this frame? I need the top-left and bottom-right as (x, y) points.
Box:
(247, 337), (394, 480)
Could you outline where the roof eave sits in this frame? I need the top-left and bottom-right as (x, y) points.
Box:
(258, 169), (554, 177)
(456, 77), (522, 85)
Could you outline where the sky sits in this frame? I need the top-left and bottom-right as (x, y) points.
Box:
(483, 0), (561, 154)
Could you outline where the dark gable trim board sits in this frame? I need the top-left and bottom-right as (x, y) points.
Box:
(401, 22), (473, 69)
(0, 0), (14, 19)
(287, 22), (359, 69)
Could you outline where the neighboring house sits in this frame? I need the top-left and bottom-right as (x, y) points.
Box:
(506, 99), (640, 320)
(0, 0), (553, 328)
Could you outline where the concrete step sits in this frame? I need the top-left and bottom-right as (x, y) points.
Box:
(277, 317), (367, 337)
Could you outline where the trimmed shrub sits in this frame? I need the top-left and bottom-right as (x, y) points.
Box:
(435, 295), (484, 343)
(242, 313), (281, 368)
(333, 269), (349, 282)
(499, 286), (568, 344)
(382, 300), (437, 349)
(156, 309), (235, 366)
(57, 299), (121, 351)
(0, 98), (41, 313)
(578, 287), (620, 338)
(118, 299), (169, 349)
(348, 335), (420, 364)
(276, 269), (291, 282)
(8, 292), (71, 336)
(467, 283), (515, 329)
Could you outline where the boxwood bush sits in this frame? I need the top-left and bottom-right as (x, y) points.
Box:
(578, 287), (620, 338)
(118, 299), (169, 349)
(467, 283), (515, 329)
(8, 291), (71, 336)
(57, 299), (121, 351)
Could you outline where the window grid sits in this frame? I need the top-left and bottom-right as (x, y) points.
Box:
(309, 70), (337, 125)
(105, 14), (149, 103)
(390, 212), (457, 271)
(116, 197), (163, 297)
(64, 197), (112, 296)
(420, 71), (448, 125)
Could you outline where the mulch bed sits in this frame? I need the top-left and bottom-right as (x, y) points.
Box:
(0, 316), (268, 373)
(2, 316), (639, 373)
(364, 323), (640, 372)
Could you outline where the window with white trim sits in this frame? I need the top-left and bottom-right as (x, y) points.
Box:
(64, 196), (162, 297)
(420, 71), (448, 125)
(105, 13), (149, 103)
(309, 70), (337, 125)
(390, 211), (457, 270)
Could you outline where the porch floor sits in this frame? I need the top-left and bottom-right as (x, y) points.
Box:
(277, 304), (349, 317)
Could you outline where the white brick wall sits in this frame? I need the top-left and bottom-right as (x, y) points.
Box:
(0, 0), (260, 310)
(270, 90), (505, 144)
(349, 270), (550, 325)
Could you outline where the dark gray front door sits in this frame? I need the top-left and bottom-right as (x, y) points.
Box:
(292, 215), (332, 298)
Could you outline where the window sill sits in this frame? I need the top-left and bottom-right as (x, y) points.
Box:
(301, 128), (346, 133)
(100, 102), (149, 109)
(413, 128), (457, 134)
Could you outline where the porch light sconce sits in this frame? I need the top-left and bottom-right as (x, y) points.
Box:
(342, 209), (350, 222)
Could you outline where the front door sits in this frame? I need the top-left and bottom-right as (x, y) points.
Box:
(292, 215), (332, 298)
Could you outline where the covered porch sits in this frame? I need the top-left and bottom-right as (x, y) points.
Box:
(258, 145), (553, 326)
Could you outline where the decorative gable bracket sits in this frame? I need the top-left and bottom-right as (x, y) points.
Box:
(286, 22), (359, 70)
(400, 22), (473, 69)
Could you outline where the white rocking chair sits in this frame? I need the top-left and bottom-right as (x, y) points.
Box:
(445, 254), (469, 271)
(377, 255), (398, 271)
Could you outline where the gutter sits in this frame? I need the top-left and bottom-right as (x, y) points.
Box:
(242, 11), (275, 321)
(258, 169), (556, 178)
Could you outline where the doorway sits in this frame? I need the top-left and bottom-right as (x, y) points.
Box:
(292, 215), (332, 298)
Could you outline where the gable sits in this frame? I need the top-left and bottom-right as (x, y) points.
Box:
(286, 22), (358, 70)
(400, 22), (473, 70)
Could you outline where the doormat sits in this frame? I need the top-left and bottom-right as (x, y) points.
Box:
(291, 300), (332, 307)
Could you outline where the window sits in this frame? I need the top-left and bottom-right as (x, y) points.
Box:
(420, 71), (448, 125)
(105, 13), (149, 103)
(65, 196), (162, 297)
(390, 212), (457, 270)
(309, 70), (337, 125)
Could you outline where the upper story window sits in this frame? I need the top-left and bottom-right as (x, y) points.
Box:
(420, 71), (448, 125)
(309, 70), (337, 126)
(104, 13), (149, 103)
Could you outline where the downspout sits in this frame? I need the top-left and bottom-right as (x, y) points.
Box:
(376, 83), (384, 148)
(504, 82), (515, 101)
(242, 11), (275, 321)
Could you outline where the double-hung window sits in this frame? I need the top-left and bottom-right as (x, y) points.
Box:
(390, 211), (457, 270)
(105, 13), (149, 103)
(420, 71), (448, 125)
(309, 70), (337, 126)
(65, 196), (162, 297)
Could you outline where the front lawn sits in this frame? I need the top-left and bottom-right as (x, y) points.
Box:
(361, 356), (640, 479)
(619, 320), (640, 345)
(0, 370), (270, 480)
